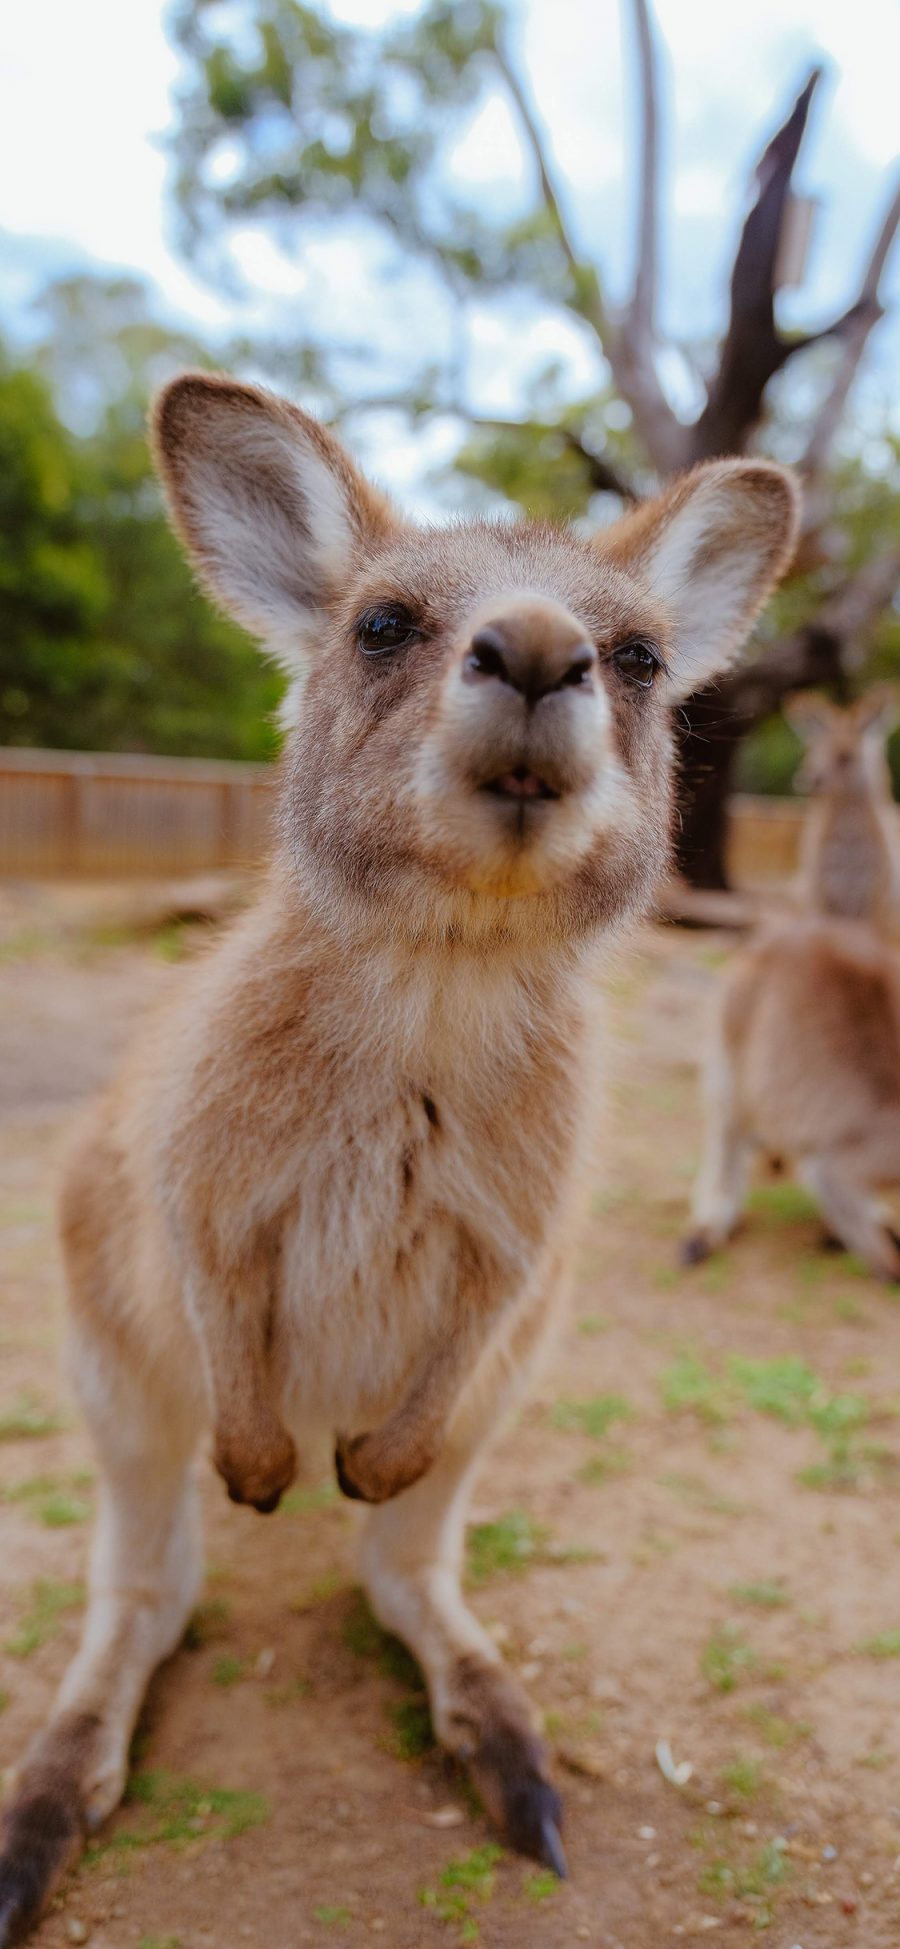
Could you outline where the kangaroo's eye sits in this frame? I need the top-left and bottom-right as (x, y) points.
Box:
(611, 637), (663, 689)
(356, 605), (420, 657)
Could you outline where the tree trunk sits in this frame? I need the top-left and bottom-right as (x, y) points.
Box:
(672, 624), (849, 887)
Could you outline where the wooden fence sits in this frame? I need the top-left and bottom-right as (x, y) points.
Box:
(0, 746), (807, 883)
(0, 748), (274, 879)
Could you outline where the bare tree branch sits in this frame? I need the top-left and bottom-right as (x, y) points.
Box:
(689, 68), (822, 461)
(625, 0), (660, 348)
(801, 172), (900, 491)
(559, 428), (638, 499)
(817, 539), (900, 661)
(494, 20), (686, 475)
(491, 35), (603, 326)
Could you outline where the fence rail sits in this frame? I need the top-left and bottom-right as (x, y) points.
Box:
(0, 748), (274, 879)
(0, 747), (807, 883)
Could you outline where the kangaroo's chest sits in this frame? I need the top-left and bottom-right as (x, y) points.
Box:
(272, 978), (598, 1423)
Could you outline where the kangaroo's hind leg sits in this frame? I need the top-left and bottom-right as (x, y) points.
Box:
(358, 1289), (567, 1876)
(0, 1275), (204, 1946)
(797, 1153), (900, 1282)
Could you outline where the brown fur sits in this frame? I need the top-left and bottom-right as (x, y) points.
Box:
(685, 916), (900, 1279)
(787, 688), (900, 932)
(0, 374), (797, 1940)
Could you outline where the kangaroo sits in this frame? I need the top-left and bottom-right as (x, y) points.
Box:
(684, 689), (900, 1275)
(683, 915), (900, 1279)
(787, 689), (900, 931)
(0, 372), (797, 1944)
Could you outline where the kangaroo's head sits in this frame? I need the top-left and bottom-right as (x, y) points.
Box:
(154, 374), (797, 945)
(787, 690), (900, 805)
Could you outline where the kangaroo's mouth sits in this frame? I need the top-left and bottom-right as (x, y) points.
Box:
(480, 767), (560, 803)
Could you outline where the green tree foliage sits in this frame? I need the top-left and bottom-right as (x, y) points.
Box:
(0, 284), (281, 758)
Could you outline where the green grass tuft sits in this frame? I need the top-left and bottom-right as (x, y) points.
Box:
(212, 1655), (245, 1688)
(183, 1598), (232, 1649)
(6, 1579), (84, 1658)
(856, 1630), (900, 1658)
(466, 1511), (548, 1584)
(0, 1394), (63, 1441)
(386, 1696), (434, 1759)
(729, 1579), (790, 1610)
(550, 1394), (632, 1441)
(700, 1624), (756, 1693)
(419, 1844), (503, 1939)
(660, 1350), (733, 1424)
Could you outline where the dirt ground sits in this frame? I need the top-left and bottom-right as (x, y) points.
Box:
(2, 883), (900, 1949)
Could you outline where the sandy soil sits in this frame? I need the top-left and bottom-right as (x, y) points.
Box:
(2, 886), (900, 1949)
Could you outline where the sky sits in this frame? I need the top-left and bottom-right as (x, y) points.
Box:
(1, 0), (898, 503)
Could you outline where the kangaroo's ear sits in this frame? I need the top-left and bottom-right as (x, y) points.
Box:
(601, 460), (799, 702)
(855, 683), (900, 743)
(152, 374), (396, 663)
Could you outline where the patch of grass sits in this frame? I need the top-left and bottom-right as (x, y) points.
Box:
(576, 1313), (609, 1337)
(212, 1655), (245, 1688)
(279, 1480), (340, 1514)
(660, 1350), (733, 1424)
(0, 1473), (91, 1526)
(6, 1579), (84, 1657)
(0, 1394), (63, 1441)
(292, 1568), (346, 1609)
(139, 1937), (182, 1949)
(577, 1448), (629, 1486)
(729, 1579), (790, 1610)
(341, 1592), (422, 1686)
(386, 1696), (434, 1760)
(741, 1705), (810, 1749)
(118, 1770), (268, 1848)
(0, 1689), (9, 1714)
(263, 1677), (312, 1708)
(522, 1868), (558, 1902)
(549, 1394), (632, 1441)
(727, 1355), (819, 1424)
(698, 1835), (790, 1921)
(466, 1511), (548, 1584)
(183, 1598), (232, 1648)
(856, 1630), (900, 1658)
(419, 1844), (503, 1941)
(660, 1472), (745, 1515)
(721, 1754), (765, 1799)
(700, 1624), (756, 1694)
(37, 1489), (92, 1527)
(313, 1907), (351, 1928)
(747, 1182), (817, 1224)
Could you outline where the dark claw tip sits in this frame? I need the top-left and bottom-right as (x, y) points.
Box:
(679, 1232), (710, 1268)
(334, 1441), (367, 1502)
(537, 1812), (568, 1879)
(226, 1482), (245, 1505)
(503, 1776), (566, 1875)
(252, 1488), (283, 1514)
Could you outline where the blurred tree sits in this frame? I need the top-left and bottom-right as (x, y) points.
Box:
(166, 0), (900, 885)
(0, 288), (282, 758)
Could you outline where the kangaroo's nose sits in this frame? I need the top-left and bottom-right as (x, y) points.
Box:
(465, 621), (597, 706)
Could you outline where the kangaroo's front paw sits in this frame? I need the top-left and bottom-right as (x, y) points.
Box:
(214, 1422), (297, 1514)
(334, 1429), (433, 1504)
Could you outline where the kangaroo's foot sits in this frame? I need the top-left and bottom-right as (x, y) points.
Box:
(441, 1654), (566, 1874)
